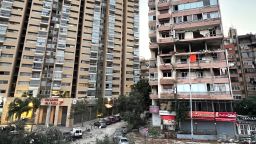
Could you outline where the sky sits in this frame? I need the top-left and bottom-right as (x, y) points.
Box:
(139, 0), (256, 59)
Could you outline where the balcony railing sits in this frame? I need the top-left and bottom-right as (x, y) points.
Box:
(177, 91), (232, 100)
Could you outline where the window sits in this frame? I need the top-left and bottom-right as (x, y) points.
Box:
(0, 90), (6, 93)
(210, 0), (218, 6)
(18, 81), (29, 85)
(240, 124), (249, 135)
(163, 71), (172, 77)
(0, 80), (8, 84)
(0, 25), (7, 35)
(0, 71), (10, 75)
(0, 62), (11, 66)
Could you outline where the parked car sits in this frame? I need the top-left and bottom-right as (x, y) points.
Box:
(70, 128), (82, 138)
(117, 136), (129, 144)
(114, 115), (121, 122)
(113, 129), (124, 142)
(109, 116), (117, 123)
(99, 121), (107, 128)
(94, 120), (107, 128)
(104, 118), (112, 125)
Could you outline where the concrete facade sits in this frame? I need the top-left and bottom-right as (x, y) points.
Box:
(0, 0), (140, 127)
(147, 0), (235, 138)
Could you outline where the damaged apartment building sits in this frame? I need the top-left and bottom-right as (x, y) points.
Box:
(148, 0), (236, 140)
(224, 28), (256, 100)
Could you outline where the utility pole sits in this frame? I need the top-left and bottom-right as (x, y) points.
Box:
(189, 44), (194, 141)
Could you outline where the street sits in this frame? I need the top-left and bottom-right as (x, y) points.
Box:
(70, 121), (127, 144)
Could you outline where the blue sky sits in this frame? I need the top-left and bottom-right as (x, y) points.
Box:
(139, 0), (256, 59)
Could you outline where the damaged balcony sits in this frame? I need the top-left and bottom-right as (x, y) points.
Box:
(160, 78), (176, 85)
(148, 0), (155, 7)
(149, 42), (158, 49)
(160, 86), (175, 99)
(175, 26), (223, 42)
(158, 0), (170, 10)
(177, 92), (232, 100)
(158, 13), (171, 20)
(158, 19), (172, 31)
(175, 44), (227, 69)
(150, 93), (158, 99)
(176, 68), (229, 84)
(174, 18), (221, 30)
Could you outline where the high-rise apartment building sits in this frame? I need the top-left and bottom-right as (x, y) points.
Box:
(225, 29), (256, 100)
(237, 34), (256, 98)
(0, 0), (139, 127)
(224, 28), (245, 100)
(148, 0), (236, 138)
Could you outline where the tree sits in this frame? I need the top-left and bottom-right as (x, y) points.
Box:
(131, 79), (151, 110)
(8, 95), (40, 122)
(71, 99), (88, 126)
(234, 97), (256, 116)
(175, 101), (188, 130)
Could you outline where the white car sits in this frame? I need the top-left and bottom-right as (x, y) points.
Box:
(70, 128), (82, 138)
(117, 137), (129, 144)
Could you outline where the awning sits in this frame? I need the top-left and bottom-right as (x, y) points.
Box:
(161, 115), (175, 120)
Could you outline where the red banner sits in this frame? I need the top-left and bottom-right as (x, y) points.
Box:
(161, 115), (175, 120)
(189, 111), (237, 122)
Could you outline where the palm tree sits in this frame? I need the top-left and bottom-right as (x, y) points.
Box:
(8, 94), (40, 123)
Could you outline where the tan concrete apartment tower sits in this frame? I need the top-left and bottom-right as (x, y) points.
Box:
(0, 0), (140, 127)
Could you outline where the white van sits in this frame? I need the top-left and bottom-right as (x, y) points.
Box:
(70, 128), (82, 138)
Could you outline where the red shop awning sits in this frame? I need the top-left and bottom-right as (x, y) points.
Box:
(161, 115), (175, 120)
(215, 118), (236, 122)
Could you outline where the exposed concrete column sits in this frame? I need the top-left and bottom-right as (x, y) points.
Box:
(34, 109), (40, 124)
(54, 105), (59, 126)
(39, 108), (44, 124)
(66, 105), (72, 127)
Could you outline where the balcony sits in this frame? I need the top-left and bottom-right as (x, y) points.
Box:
(175, 60), (227, 69)
(158, 23), (172, 31)
(148, 20), (156, 27)
(177, 76), (229, 84)
(149, 43), (158, 49)
(150, 93), (158, 99)
(149, 67), (157, 73)
(172, 6), (219, 17)
(160, 64), (173, 70)
(174, 19), (221, 30)
(148, 0), (155, 7)
(149, 80), (158, 86)
(158, 13), (171, 19)
(158, 37), (175, 44)
(158, 0), (170, 10)
(160, 89), (175, 99)
(160, 78), (176, 85)
(177, 92), (232, 100)
(149, 31), (156, 38)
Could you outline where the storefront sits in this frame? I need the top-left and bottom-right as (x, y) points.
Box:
(237, 115), (256, 136)
(35, 98), (73, 127)
(179, 111), (237, 140)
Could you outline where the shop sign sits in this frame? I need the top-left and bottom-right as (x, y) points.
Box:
(190, 111), (237, 122)
(191, 111), (215, 120)
(237, 115), (256, 121)
(161, 115), (176, 126)
(159, 110), (176, 116)
(149, 106), (159, 113)
(42, 98), (63, 105)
